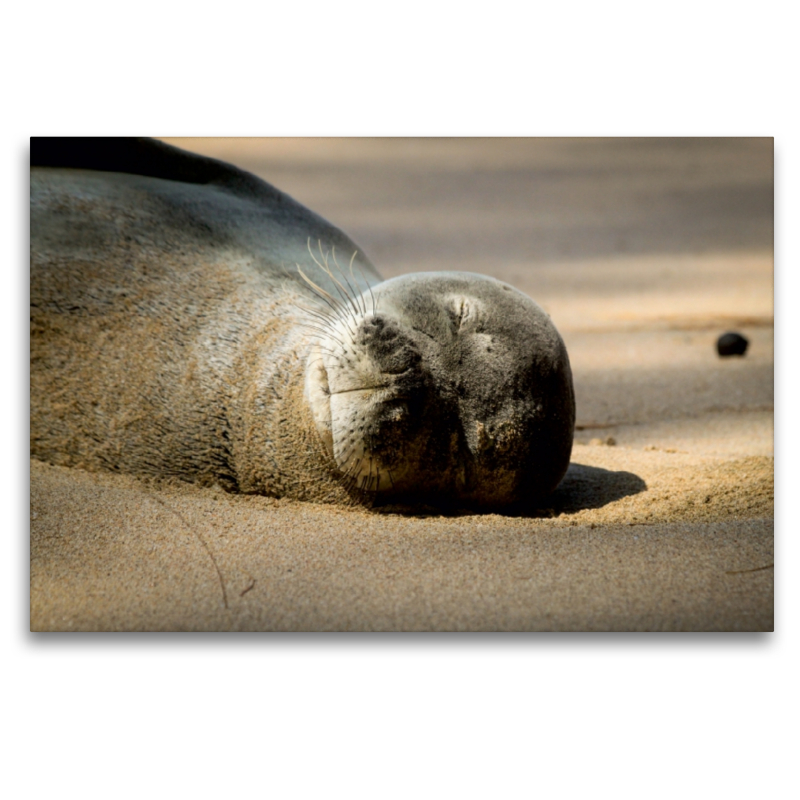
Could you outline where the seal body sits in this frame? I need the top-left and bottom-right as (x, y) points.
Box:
(30, 138), (574, 508)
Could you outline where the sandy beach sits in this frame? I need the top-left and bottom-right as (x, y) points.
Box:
(30, 137), (773, 631)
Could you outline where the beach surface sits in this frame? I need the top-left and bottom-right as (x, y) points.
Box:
(30, 138), (773, 631)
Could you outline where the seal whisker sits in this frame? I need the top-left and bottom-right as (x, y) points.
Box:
(296, 304), (343, 331)
(304, 343), (350, 362)
(341, 456), (364, 493)
(295, 322), (349, 349)
(348, 251), (377, 315)
(308, 240), (360, 327)
(301, 284), (359, 340)
(297, 328), (347, 350)
(295, 323), (337, 342)
(295, 262), (348, 319)
(326, 245), (366, 328)
(311, 239), (362, 326)
(332, 247), (367, 319)
(297, 312), (352, 344)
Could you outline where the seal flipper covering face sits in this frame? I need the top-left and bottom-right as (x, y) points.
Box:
(30, 137), (575, 508)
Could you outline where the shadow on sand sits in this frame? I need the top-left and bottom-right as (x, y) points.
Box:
(545, 462), (647, 516)
(373, 463), (647, 519)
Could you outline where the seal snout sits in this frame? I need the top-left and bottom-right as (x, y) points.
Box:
(356, 314), (421, 377)
(304, 306), (433, 494)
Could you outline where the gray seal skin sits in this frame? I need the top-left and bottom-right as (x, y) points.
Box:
(30, 138), (575, 508)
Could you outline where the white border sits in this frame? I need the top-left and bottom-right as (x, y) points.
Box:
(6, 3), (795, 797)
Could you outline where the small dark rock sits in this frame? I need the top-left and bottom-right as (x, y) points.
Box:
(716, 331), (749, 357)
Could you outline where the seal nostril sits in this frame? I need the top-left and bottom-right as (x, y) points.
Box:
(381, 345), (420, 375)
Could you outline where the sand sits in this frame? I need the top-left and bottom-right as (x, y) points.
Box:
(29, 137), (773, 631)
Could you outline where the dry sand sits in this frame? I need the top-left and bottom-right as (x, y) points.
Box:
(30, 138), (773, 631)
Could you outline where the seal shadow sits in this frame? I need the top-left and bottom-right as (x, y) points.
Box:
(371, 462), (647, 518)
(541, 462), (647, 516)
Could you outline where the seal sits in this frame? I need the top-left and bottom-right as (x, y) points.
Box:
(30, 138), (575, 508)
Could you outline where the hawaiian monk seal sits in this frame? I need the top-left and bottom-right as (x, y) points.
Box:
(30, 138), (574, 508)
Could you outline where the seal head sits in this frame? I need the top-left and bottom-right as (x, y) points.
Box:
(305, 271), (575, 507)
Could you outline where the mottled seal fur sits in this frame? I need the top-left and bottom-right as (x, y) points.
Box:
(30, 138), (575, 508)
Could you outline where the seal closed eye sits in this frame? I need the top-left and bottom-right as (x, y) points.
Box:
(30, 137), (575, 508)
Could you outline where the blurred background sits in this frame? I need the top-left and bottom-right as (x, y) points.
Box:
(162, 138), (774, 456)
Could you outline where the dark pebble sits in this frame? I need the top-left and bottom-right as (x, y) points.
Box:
(716, 331), (749, 357)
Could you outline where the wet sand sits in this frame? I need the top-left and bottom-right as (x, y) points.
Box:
(30, 137), (773, 631)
